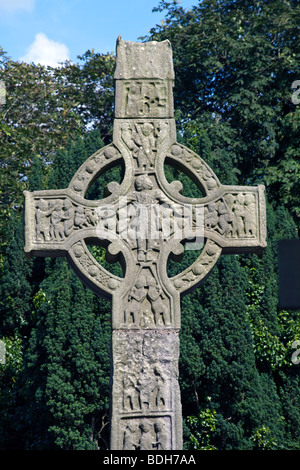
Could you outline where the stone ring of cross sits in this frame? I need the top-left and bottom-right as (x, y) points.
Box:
(24, 125), (266, 324)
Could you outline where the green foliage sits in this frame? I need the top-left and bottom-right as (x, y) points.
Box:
(0, 131), (112, 449)
(250, 426), (278, 450)
(0, 49), (114, 258)
(186, 408), (217, 450)
(0, 333), (24, 448)
(145, 0), (300, 228)
(25, 259), (111, 449)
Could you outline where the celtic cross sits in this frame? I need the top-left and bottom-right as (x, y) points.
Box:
(24, 37), (266, 450)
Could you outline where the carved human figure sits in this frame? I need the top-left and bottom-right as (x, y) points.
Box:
(123, 372), (140, 411)
(123, 423), (139, 450)
(74, 205), (86, 228)
(49, 200), (65, 240)
(127, 174), (171, 261)
(152, 365), (168, 409)
(147, 276), (170, 326)
(35, 199), (52, 241)
(154, 421), (169, 450)
(205, 202), (218, 230)
(244, 193), (256, 237)
(97, 205), (116, 235)
(63, 199), (74, 237)
(139, 420), (155, 450)
(137, 365), (153, 410)
(217, 199), (233, 236)
(125, 276), (147, 325)
(232, 194), (246, 237)
(85, 208), (98, 226)
(126, 82), (144, 116)
(121, 123), (135, 151)
(155, 202), (174, 241)
(156, 121), (169, 146)
(133, 122), (156, 170)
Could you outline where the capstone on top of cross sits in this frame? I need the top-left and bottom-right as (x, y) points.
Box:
(114, 36), (174, 81)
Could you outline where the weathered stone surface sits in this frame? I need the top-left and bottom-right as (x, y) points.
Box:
(24, 36), (267, 450)
(111, 329), (181, 450)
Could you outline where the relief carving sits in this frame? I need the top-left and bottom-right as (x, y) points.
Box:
(71, 241), (121, 292)
(34, 198), (99, 242)
(121, 121), (169, 172)
(124, 268), (170, 328)
(205, 193), (257, 238)
(119, 174), (174, 262)
(35, 199), (54, 242)
(71, 144), (121, 195)
(168, 144), (220, 196)
(123, 80), (168, 117)
(24, 38), (267, 452)
(122, 417), (171, 451)
(172, 240), (222, 292)
(122, 362), (170, 412)
(113, 331), (179, 423)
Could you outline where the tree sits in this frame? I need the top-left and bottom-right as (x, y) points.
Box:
(145, 0), (300, 228)
(0, 48), (115, 259)
(25, 258), (111, 449)
(0, 131), (113, 449)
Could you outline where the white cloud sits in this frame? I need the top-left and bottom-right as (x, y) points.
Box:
(0, 0), (35, 13)
(20, 33), (70, 67)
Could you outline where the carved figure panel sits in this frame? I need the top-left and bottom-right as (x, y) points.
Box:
(34, 197), (99, 243)
(117, 80), (171, 118)
(121, 416), (171, 451)
(123, 266), (171, 329)
(121, 120), (169, 172)
(205, 192), (258, 239)
(121, 361), (171, 412)
(112, 330), (179, 416)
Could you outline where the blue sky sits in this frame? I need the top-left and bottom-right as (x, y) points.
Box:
(0, 0), (196, 66)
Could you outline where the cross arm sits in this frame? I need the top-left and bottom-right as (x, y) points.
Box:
(24, 188), (102, 257)
(203, 184), (267, 254)
(166, 184), (266, 296)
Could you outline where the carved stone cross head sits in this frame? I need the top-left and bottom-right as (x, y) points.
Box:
(24, 37), (266, 450)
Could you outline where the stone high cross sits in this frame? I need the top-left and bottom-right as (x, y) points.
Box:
(24, 37), (267, 450)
